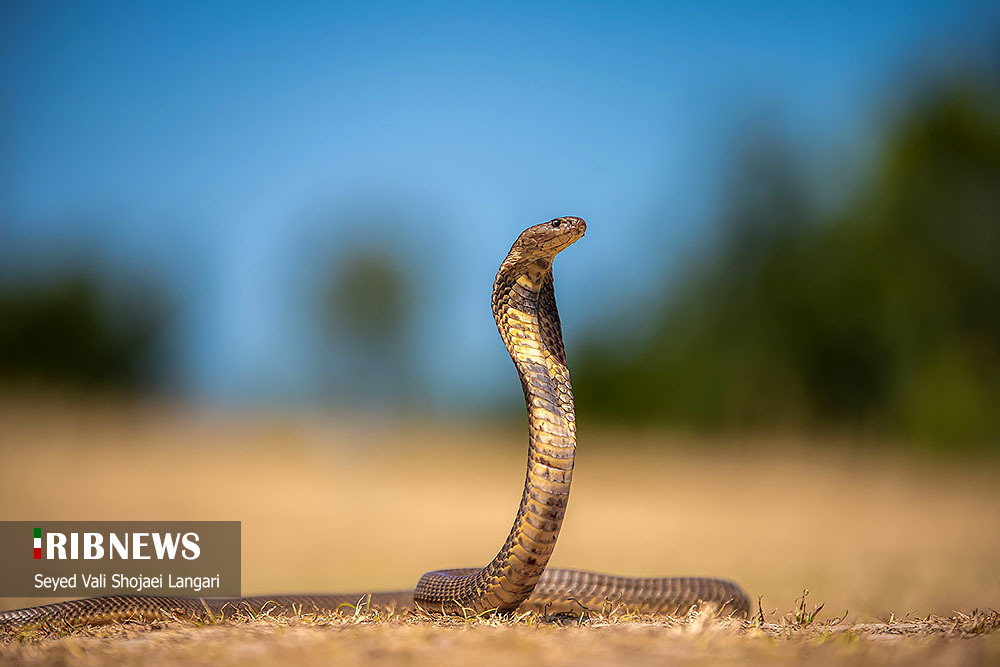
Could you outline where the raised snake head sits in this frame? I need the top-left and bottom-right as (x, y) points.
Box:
(503, 216), (587, 270)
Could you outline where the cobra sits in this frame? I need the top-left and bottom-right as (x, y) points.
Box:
(0, 217), (749, 627)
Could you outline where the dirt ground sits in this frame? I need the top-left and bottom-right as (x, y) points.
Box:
(3, 610), (1000, 667)
(1, 404), (998, 665)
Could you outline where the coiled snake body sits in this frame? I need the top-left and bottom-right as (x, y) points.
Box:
(1, 217), (748, 627)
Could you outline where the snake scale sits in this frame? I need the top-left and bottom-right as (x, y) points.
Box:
(0, 217), (749, 628)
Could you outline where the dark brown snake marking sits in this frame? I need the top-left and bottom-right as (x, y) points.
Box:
(0, 217), (749, 628)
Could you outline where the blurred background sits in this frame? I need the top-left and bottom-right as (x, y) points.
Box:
(1, 1), (999, 618)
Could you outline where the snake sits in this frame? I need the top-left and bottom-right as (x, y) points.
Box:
(0, 217), (749, 628)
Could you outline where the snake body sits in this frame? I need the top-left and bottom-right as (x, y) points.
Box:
(0, 217), (749, 628)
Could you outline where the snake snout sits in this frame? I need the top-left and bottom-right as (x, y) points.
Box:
(544, 216), (586, 252)
(551, 216), (586, 236)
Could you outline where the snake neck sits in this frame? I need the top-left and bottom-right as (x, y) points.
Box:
(472, 259), (576, 610)
(411, 255), (578, 613)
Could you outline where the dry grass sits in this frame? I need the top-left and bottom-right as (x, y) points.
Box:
(1, 403), (998, 665)
(3, 608), (999, 667)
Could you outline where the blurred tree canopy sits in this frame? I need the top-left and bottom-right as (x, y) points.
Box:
(323, 249), (411, 345)
(318, 246), (416, 406)
(0, 273), (169, 393)
(574, 79), (1000, 451)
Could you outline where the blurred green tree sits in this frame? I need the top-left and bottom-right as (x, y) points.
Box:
(574, 79), (1000, 450)
(319, 247), (415, 405)
(0, 274), (169, 393)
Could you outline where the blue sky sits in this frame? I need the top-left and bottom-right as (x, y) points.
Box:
(1, 1), (996, 406)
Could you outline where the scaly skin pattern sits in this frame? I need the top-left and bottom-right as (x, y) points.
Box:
(0, 217), (749, 628)
(412, 217), (583, 612)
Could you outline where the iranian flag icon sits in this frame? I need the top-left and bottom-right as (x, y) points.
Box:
(33, 527), (41, 559)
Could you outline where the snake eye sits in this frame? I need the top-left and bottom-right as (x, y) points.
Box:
(551, 220), (561, 228)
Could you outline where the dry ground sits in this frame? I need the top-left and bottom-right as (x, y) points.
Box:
(1, 403), (998, 665)
(3, 609), (1000, 667)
